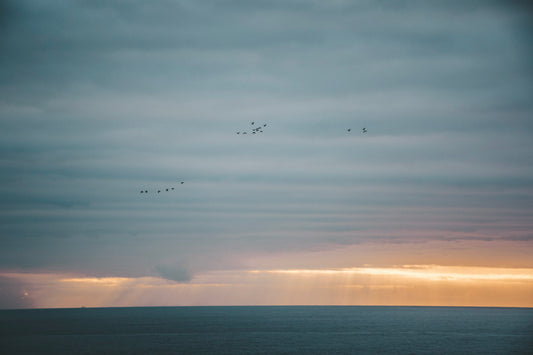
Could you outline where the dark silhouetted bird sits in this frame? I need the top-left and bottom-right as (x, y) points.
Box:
(181, 181), (184, 184)
(251, 121), (255, 125)
(362, 128), (367, 133)
(347, 128), (351, 132)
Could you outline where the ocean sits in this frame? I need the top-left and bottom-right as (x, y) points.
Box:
(1, 306), (532, 354)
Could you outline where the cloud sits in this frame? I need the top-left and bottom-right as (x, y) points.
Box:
(155, 264), (192, 283)
(0, 0), (532, 289)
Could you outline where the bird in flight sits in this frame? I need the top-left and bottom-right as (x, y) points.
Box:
(362, 128), (367, 133)
(236, 122), (268, 136)
(347, 128), (351, 132)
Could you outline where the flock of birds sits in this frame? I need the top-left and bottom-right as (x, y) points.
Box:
(236, 121), (268, 135)
(140, 122), (367, 194)
(348, 127), (367, 133)
(140, 181), (184, 194)
(236, 122), (368, 135)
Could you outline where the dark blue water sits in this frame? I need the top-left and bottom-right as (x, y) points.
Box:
(1, 306), (532, 354)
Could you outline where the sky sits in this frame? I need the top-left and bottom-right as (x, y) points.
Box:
(1, 0), (532, 308)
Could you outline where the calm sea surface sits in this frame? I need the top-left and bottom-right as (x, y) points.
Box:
(1, 306), (532, 354)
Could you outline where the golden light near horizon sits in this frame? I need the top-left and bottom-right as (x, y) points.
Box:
(244, 265), (533, 307)
(2, 264), (533, 308)
(251, 265), (533, 282)
(60, 277), (130, 286)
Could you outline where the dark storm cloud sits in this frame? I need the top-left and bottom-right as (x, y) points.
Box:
(0, 0), (532, 291)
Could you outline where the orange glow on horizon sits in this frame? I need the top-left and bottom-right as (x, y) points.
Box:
(2, 265), (532, 309)
(250, 265), (533, 282)
(60, 277), (130, 286)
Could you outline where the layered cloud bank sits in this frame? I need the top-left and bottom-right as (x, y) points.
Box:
(1, 1), (532, 308)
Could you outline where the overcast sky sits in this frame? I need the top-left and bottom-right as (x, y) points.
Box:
(1, 0), (532, 308)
